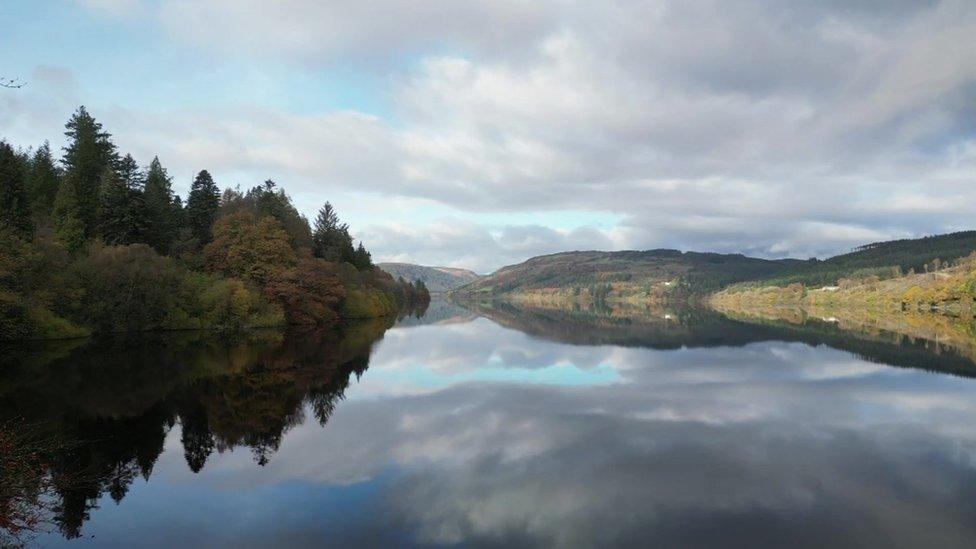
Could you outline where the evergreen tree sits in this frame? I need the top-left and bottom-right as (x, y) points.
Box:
(143, 156), (178, 253)
(26, 141), (60, 216)
(412, 279), (429, 305)
(53, 178), (86, 252)
(352, 241), (373, 270)
(61, 106), (118, 237)
(98, 167), (149, 245)
(116, 153), (142, 190)
(185, 170), (220, 244)
(0, 141), (32, 234)
(244, 180), (312, 248)
(312, 202), (354, 263)
(172, 194), (186, 229)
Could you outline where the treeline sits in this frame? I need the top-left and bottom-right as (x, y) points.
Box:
(0, 106), (428, 339)
(734, 231), (976, 289)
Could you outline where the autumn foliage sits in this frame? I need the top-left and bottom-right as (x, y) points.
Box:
(204, 212), (297, 286)
(0, 107), (429, 339)
(265, 257), (346, 325)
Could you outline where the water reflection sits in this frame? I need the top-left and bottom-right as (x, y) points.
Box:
(3, 301), (976, 547)
(0, 320), (391, 542)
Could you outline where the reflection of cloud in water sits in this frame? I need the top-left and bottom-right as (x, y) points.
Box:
(176, 320), (976, 547)
(25, 308), (976, 548)
(351, 318), (621, 396)
(355, 314), (900, 398)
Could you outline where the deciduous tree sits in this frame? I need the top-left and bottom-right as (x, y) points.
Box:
(204, 212), (296, 286)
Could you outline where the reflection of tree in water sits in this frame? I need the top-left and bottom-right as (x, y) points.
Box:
(0, 317), (392, 541)
(48, 406), (171, 539)
(463, 300), (976, 376)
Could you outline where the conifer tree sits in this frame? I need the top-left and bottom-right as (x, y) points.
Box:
(26, 141), (60, 217)
(0, 141), (32, 234)
(244, 180), (312, 248)
(116, 153), (142, 190)
(352, 241), (373, 270)
(53, 178), (86, 251)
(312, 202), (355, 263)
(61, 106), (118, 236)
(143, 156), (178, 253)
(172, 194), (186, 228)
(98, 167), (149, 245)
(186, 170), (220, 244)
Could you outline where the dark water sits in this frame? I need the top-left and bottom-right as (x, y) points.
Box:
(4, 301), (976, 548)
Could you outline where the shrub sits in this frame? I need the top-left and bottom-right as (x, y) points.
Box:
(28, 306), (89, 339)
(70, 244), (197, 332)
(197, 276), (284, 330)
(265, 258), (345, 325)
(0, 292), (31, 340)
(0, 292), (86, 340)
(342, 288), (397, 318)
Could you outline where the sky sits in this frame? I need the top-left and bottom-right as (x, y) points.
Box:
(1, 0), (974, 273)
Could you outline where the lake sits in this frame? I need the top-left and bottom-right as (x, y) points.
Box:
(4, 300), (976, 548)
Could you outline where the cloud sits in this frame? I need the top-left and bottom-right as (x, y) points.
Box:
(76, 0), (143, 17)
(154, 0), (558, 63)
(359, 220), (617, 273)
(11, 0), (976, 270)
(166, 319), (976, 547)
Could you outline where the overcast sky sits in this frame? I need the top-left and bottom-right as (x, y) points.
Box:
(1, 0), (974, 272)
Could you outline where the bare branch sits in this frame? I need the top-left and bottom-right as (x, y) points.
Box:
(0, 77), (26, 89)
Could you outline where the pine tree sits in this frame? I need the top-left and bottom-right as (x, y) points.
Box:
(117, 154), (142, 190)
(98, 167), (149, 245)
(172, 194), (186, 228)
(352, 241), (373, 270)
(0, 141), (32, 234)
(413, 279), (429, 302)
(53, 178), (86, 252)
(244, 180), (312, 248)
(26, 141), (60, 217)
(61, 106), (118, 237)
(143, 156), (178, 253)
(312, 202), (354, 262)
(185, 170), (220, 244)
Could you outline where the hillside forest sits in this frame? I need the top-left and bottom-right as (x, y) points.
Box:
(453, 232), (976, 308)
(0, 107), (429, 340)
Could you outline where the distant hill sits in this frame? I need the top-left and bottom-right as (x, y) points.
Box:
(378, 263), (481, 293)
(450, 231), (976, 299)
(744, 231), (976, 287)
(451, 249), (797, 298)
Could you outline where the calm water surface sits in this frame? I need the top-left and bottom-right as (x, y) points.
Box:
(5, 301), (976, 548)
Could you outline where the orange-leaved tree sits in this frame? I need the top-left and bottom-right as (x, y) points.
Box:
(265, 257), (347, 325)
(204, 212), (296, 287)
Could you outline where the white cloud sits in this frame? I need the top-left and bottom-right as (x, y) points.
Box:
(10, 0), (976, 270)
(359, 219), (617, 274)
(76, 0), (143, 17)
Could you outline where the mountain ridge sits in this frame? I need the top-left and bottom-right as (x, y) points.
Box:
(378, 263), (482, 293)
(451, 231), (976, 300)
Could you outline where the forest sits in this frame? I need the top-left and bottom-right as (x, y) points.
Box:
(0, 107), (429, 340)
(736, 231), (976, 288)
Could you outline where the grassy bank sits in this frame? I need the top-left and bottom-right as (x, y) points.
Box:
(708, 254), (976, 361)
(711, 254), (976, 313)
